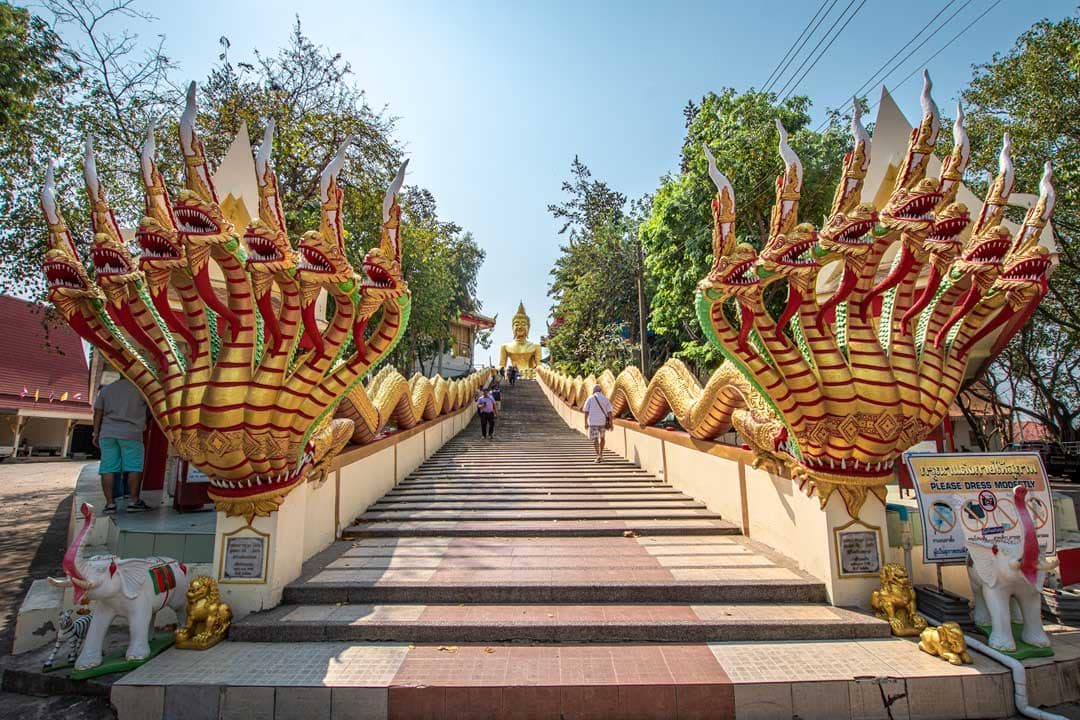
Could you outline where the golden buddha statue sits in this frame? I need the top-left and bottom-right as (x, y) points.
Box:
(499, 302), (542, 377)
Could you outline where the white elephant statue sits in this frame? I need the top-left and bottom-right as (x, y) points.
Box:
(48, 503), (190, 670)
(966, 485), (1058, 652)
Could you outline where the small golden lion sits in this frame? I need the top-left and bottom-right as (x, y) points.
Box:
(919, 622), (973, 665)
(870, 563), (928, 637)
(175, 576), (232, 650)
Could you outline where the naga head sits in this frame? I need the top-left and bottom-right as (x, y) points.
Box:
(41, 161), (100, 310)
(359, 160), (409, 309)
(923, 201), (970, 274)
(83, 137), (142, 299)
(244, 119), (297, 286)
(758, 222), (819, 291)
(879, 72), (943, 239)
(136, 122), (187, 275)
(174, 83), (235, 272)
(297, 137), (354, 287)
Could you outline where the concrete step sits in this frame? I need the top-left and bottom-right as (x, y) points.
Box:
(284, 535), (822, 604)
(369, 501), (708, 510)
(231, 603), (889, 643)
(342, 518), (741, 537)
(357, 508), (722, 521)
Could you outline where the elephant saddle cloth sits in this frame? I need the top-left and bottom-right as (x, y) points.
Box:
(148, 564), (178, 594)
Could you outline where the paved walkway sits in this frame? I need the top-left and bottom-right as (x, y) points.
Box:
(114, 381), (1031, 719)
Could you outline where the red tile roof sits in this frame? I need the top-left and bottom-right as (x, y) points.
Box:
(0, 296), (89, 412)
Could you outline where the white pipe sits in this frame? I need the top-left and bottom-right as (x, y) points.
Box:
(922, 612), (1066, 720)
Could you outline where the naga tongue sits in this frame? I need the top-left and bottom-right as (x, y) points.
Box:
(818, 267), (858, 331)
(193, 265), (239, 342)
(353, 317), (369, 364)
(935, 284), (982, 347)
(256, 292), (282, 354)
(151, 287), (198, 357)
(108, 302), (168, 371)
(775, 288), (804, 340)
(860, 246), (915, 321)
(300, 302), (325, 356)
(902, 265), (943, 329)
(737, 303), (756, 355)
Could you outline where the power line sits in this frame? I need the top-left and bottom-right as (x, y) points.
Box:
(778, 0), (868, 103)
(761, 0), (833, 92)
(764, 0), (841, 94)
(773, 0), (861, 101)
(840, 0), (960, 111)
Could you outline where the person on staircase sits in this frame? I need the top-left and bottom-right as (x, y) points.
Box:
(582, 384), (613, 463)
(477, 388), (498, 440)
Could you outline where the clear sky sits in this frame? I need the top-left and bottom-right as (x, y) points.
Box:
(131, 0), (1074, 365)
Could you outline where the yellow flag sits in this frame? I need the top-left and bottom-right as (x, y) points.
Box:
(33, 389), (39, 402)
(60, 392), (69, 402)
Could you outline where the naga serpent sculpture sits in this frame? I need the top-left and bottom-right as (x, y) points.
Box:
(542, 73), (1055, 516)
(42, 83), (490, 520)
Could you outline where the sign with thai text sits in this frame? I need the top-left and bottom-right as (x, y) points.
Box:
(220, 532), (267, 582)
(837, 529), (882, 577)
(905, 452), (1055, 564)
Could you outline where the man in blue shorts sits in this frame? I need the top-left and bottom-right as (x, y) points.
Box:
(93, 377), (150, 513)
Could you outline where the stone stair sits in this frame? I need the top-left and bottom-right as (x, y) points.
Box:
(234, 380), (888, 646)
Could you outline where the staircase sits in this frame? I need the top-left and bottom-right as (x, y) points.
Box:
(236, 381), (883, 640)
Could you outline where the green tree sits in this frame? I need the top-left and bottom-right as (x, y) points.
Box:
(954, 15), (1080, 442)
(640, 89), (849, 371)
(546, 157), (643, 375)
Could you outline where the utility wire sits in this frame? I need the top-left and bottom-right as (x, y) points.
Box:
(764, 0), (840, 94)
(774, 0), (862, 101)
(839, 0), (960, 112)
(761, 0), (833, 92)
(779, 0), (869, 103)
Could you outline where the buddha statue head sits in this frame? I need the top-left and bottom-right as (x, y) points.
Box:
(512, 301), (530, 342)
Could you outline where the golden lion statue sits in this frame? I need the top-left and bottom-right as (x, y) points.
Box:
(870, 563), (927, 637)
(918, 622), (973, 665)
(175, 576), (232, 650)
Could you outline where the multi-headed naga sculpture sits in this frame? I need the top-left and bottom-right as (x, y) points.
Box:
(41, 83), (418, 520)
(543, 73), (1055, 515)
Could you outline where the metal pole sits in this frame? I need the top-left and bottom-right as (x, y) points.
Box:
(635, 236), (649, 374)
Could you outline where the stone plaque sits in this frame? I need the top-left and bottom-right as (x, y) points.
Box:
(221, 534), (267, 582)
(836, 527), (882, 578)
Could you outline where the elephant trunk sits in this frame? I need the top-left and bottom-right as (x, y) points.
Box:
(1014, 485), (1039, 585)
(63, 503), (94, 604)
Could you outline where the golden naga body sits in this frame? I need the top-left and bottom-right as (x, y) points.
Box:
(919, 622), (973, 665)
(499, 302), (542, 377)
(40, 82), (488, 519)
(542, 75), (1056, 517)
(175, 576), (232, 650)
(871, 563), (928, 637)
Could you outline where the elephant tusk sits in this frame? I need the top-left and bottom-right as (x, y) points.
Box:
(69, 577), (95, 590)
(47, 577), (72, 587)
(1040, 557), (1060, 571)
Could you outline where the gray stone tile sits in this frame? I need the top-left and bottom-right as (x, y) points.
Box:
(221, 686), (275, 720)
(111, 685), (164, 720)
(331, 687), (387, 720)
(849, 677), (910, 720)
(276, 687), (330, 720)
(733, 682), (792, 719)
(163, 684), (220, 720)
(960, 674), (1013, 719)
(791, 679), (851, 720)
(905, 676), (965, 720)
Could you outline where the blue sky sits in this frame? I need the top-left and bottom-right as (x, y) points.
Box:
(131, 0), (1074, 364)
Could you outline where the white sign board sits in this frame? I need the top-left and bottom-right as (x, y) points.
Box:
(906, 452), (1056, 564)
(221, 533), (267, 582)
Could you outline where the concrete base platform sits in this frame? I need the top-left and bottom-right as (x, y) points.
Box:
(110, 635), (1027, 720)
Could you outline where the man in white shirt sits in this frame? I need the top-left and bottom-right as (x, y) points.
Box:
(582, 384), (613, 463)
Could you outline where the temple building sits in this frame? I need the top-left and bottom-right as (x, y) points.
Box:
(0, 295), (92, 458)
(414, 311), (496, 377)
